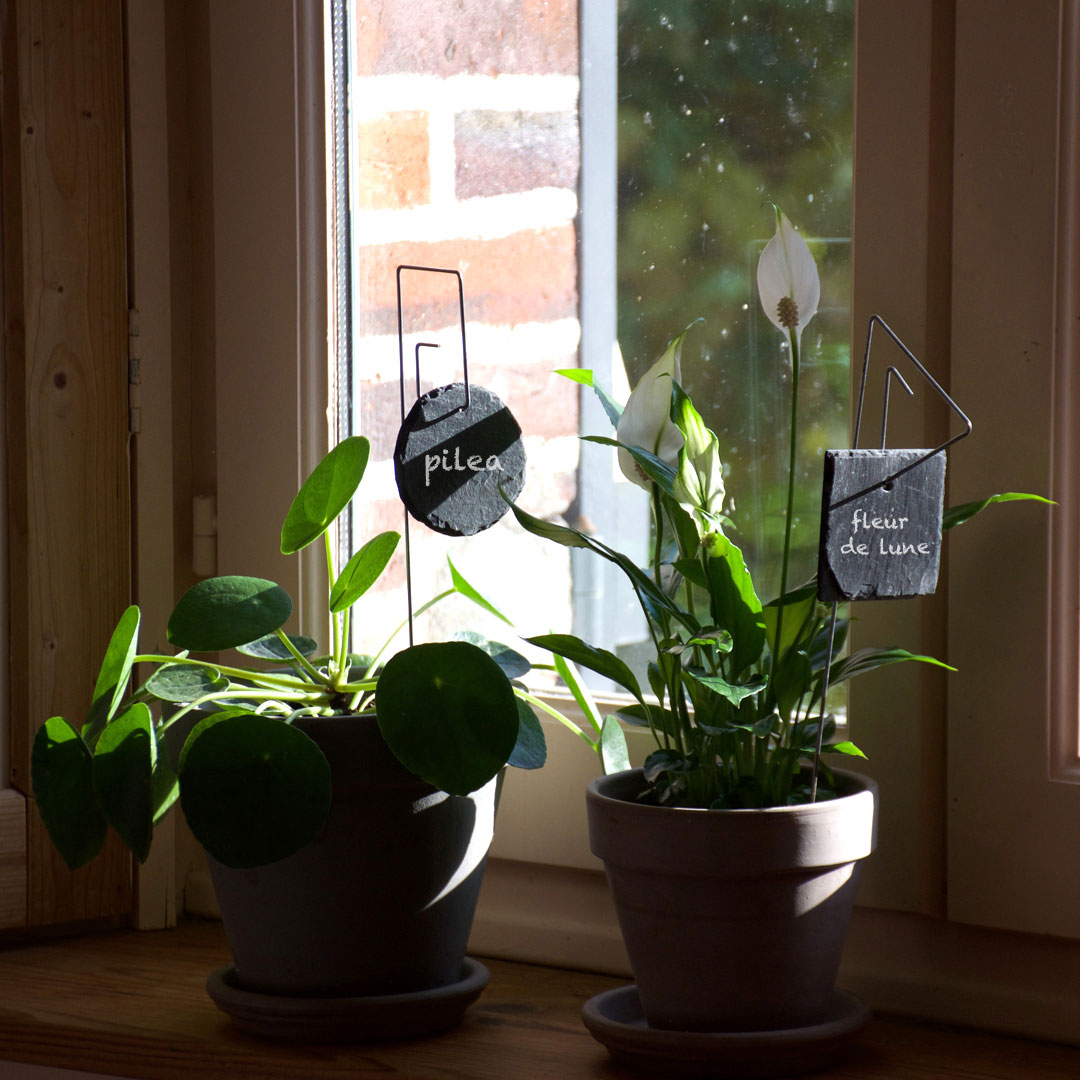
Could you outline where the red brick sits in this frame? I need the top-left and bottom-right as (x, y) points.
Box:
(355, 226), (578, 336)
(352, 0), (578, 77)
(356, 377), (404, 461)
(468, 362), (579, 440)
(455, 110), (578, 199)
(355, 112), (430, 210)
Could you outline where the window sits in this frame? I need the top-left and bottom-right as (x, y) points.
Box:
(331, 0), (854, 694)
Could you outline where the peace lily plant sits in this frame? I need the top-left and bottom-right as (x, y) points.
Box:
(511, 208), (1047, 809)
(32, 437), (544, 870)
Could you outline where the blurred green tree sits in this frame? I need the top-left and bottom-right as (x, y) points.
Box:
(617, 0), (853, 599)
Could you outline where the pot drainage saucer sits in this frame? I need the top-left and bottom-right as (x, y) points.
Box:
(581, 984), (870, 1078)
(206, 957), (490, 1043)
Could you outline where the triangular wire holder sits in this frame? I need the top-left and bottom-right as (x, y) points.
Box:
(810, 315), (974, 799)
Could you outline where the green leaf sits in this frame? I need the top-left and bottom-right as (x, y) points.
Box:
(329, 531), (400, 613)
(555, 368), (623, 428)
(451, 631), (531, 680)
(376, 641), (519, 795)
(824, 740), (867, 759)
(146, 663), (228, 704)
(507, 697), (547, 770)
(943, 491), (1053, 531)
(685, 628), (734, 655)
(281, 457), (353, 557)
(83, 606), (141, 744)
(580, 436), (678, 497)
(823, 646), (956, 688)
(237, 634), (319, 662)
(167, 575), (293, 653)
(31, 717), (107, 870)
(772, 648), (813, 721)
(643, 748), (691, 783)
(617, 702), (679, 736)
(702, 533), (767, 675)
(763, 583), (818, 662)
(527, 633), (645, 704)
(507, 499), (693, 631)
(551, 652), (604, 738)
(600, 714), (631, 775)
(685, 670), (767, 708)
(281, 436), (370, 554)
(178, 709), (332, 868)
(92, 703), (155, 862)
(447, 557), (512, 625)
(151, 756), (179, 824)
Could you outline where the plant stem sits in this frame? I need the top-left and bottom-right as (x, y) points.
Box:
(651, 484), (664, 590)
(513, 688), (596, 752)
(336, 606), (352, 682)
(325, 532), (341, 666)
(769, 326), (801, 690)
(157, 687), (327, 733)
(274, 628), (323, 683)
(134, 654), (316, 693)
(363, 587), (456, 677)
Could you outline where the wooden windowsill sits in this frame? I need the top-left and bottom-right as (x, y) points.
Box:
(0, 920), (1077, 1079)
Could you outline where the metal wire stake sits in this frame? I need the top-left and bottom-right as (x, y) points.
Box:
(810, 316), (973, 801)
(395, 265), (470, 646)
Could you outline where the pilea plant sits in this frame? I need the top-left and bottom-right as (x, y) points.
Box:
(511, 209), (1049, 809)
(31, 435), (545, 870)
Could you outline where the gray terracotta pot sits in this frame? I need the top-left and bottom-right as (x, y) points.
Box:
(586, 767), (878, 1033)
(208, 713), (497, 997)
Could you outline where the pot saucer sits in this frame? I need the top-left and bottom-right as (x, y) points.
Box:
(206, 957), (490, 1043)
(581, 984), (870, 1078)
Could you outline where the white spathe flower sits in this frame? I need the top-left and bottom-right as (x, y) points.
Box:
(616, 336), (685, 490)
(673, 389), (726, 536)
(756, 209), (820, 337)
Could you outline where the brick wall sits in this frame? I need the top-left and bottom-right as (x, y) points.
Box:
(347, 1), (580, 658)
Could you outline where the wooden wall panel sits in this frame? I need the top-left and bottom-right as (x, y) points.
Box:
(4, 0), (132, 926)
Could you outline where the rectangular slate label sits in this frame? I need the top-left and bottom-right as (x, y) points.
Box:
(817, 449), (946, 602)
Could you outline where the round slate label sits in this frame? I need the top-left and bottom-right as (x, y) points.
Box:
(394, 382), (526, 536)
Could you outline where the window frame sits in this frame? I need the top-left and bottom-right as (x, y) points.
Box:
(2, 0), (132, 933)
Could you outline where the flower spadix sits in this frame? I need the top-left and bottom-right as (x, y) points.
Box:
(616, 334), (685, 490)
(756, 208), (820, 339)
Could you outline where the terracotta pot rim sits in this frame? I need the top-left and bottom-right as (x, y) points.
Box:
(586, 765), (877, 816)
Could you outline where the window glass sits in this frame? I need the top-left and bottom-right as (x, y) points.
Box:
(330, 0), (853, 684)
(617, 0), (853, 608)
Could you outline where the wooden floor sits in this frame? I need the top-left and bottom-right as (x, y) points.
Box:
(0, 920), (1075, 1079)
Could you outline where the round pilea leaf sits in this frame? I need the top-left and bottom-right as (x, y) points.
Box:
(178, 710), (331, 869)
(281, 435), (370, 555)
(375, 641), (518, 796)
(507, 697), (547, 771)
(236, 633), (319, 662)
(92, 703), (155, 863)
(146, 663), (228, 703)
(167, 575), (292, 653)
(31, 716), (107, 870)
(394, 383), (525, 536)
(451, 630), (531, 680)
